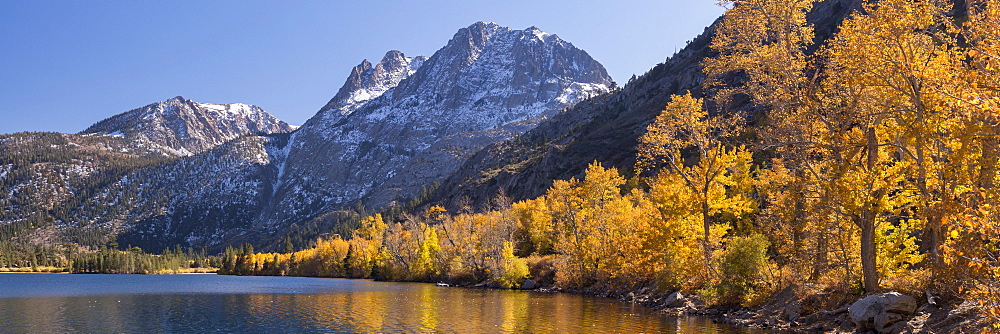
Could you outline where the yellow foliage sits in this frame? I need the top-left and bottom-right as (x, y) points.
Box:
(497, 242), (529, 289)
(221, 0), (1000, 315)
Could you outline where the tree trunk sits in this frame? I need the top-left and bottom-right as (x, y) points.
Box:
(860, 211), (879, 293)
(861, 126), (880, 293)
(702, 201), (712, 263)
(811, 229), (828, 281)
(927, 215), (941, 266)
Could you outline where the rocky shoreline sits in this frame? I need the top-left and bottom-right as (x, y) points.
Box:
(523, 283), (989, 333)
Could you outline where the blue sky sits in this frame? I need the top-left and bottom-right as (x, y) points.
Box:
(0, 1), (723, 134)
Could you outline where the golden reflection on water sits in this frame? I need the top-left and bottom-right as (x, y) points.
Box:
(0, 276), (751, 333)
(233, 281), (725, 333)
(418, 284), (438, 332)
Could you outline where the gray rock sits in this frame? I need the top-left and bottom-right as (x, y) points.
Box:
(664, 291), (686, 308)
(521, 279), (537, 290)
(783, 303), (803, 321)
(849, 292), (917, 333)
(320, 50), (427, 117)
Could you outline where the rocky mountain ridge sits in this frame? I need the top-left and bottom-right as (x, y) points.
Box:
(319, 50), (428, 117)
(82, 96), (294, 156)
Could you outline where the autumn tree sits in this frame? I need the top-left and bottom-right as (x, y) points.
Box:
(543, 162), (629, 287)
(704, 0), (816, 112)
(637, 93), (755, 264)
(939, 0), (1000, 319)
(815, 0), (961, 292)
(512, 198), (555, 255)
(633, 172), (708, 288)
(706, 0), (831, 281)
(497, 242), (529, 289)
(353, 214), (388, 278)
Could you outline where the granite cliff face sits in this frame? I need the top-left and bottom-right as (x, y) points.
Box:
(265, 22), (613, 228)
(82, 96), (294, 156)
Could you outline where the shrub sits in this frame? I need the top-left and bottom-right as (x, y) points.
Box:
(716, 234), (775, 306)
(525, 254), (557, 286)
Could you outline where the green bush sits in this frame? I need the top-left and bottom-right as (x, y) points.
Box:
(716, 234), (773, 306)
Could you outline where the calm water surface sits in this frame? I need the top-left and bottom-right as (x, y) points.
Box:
(0, 273), (754, 333)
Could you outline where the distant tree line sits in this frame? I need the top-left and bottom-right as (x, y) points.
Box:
(0, 240), (214, 274)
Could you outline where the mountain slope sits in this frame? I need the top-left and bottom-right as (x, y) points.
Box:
(84, 134), (292, 250)
(1, 96), (295, 248)
(82, 96), (294, 156)
(0, 132), (172, 246)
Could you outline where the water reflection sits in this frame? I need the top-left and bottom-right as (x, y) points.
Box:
(0, 274), (755, 333)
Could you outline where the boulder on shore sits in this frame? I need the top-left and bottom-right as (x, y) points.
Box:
(665, 291), (686, 308)
(848, 292), (917, 333)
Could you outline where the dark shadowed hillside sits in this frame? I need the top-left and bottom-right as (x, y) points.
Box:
(433, 0), (864, 211)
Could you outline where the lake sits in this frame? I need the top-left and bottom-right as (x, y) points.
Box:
(0, 273), (753, 333)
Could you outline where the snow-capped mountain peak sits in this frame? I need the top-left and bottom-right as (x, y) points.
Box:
(320, 50), (428, 117)
(275, 21), (614, 226)
(525, 26), (553, 42)
(82, 96), (294, 156)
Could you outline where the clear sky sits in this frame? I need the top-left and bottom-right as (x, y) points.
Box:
(0, 1), (723, 134)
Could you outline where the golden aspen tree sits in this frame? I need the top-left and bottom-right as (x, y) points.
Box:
(437, 212), (506, 282)
(850, 0), (955, 265)
(497, 242), (529, 289)
(637, 93), (755, 264)
(705, 0), (816, 110)
(382, 222), (419, 280)
(414, 226), (441, 279)
(815, 69), (905, 293)
(938, 0), (1000, 320)
(345, 238), (373, 278)
(545, 162), (625, 287)
(314, 237), (349, 276)
(635, 172), (707, 289)
(590, 186), (643, 286)
(354, 214), (388, 278)
(511, 198), (555, 255)
(755, 160), (828, 278)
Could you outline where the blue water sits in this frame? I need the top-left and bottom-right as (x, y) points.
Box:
(0, 274), (748, 333)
